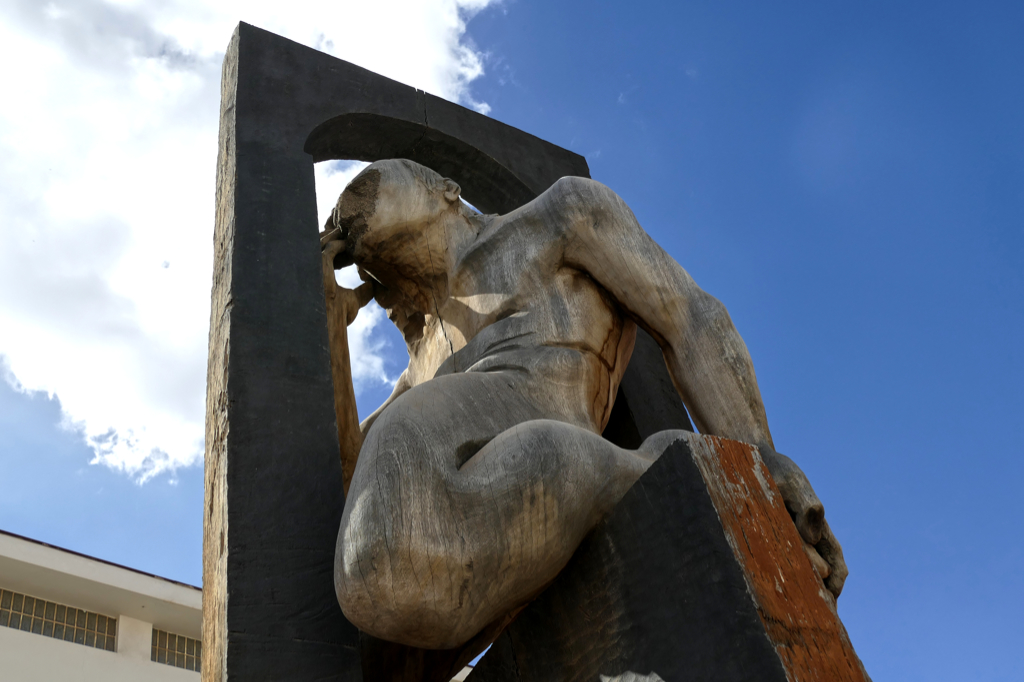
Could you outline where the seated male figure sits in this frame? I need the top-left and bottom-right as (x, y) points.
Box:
(320, 159), (846, 651)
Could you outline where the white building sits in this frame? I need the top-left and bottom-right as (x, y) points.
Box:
(0, 529), (201, 681)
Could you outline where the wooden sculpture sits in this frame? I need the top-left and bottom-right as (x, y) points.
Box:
(318, 159), (847, 652)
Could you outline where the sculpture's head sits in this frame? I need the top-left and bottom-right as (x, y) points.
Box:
(323, 159), (463, 276)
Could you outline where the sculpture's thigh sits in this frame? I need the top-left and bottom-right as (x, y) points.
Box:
(358, 370), (550, 477)
(335, 372), (547, 645)
(336, 372), (651, 649)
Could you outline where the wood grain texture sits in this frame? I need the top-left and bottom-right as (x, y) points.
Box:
(468, 434), (869, 682)
(330, 159), (844, 651)
(201, 26), (237, 682)
(209, 21), (852, 680)
(688, 437), (870, 682)
(204, 22), (595, 682)
(468, 435), (789, 682)
(204, 23), (364, 681)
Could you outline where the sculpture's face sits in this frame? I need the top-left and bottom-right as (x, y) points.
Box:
(329, 161), (451, 279)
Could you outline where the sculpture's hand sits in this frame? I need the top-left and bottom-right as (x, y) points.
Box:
(760, 448), (848, 598)
(321, 231), (374, 325)
(335, 279), (375, 326)
(320, 228), (375, 495)
(320, 225), (342, 249)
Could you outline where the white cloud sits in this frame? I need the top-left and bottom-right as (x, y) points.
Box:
(0, 0), (496, 480)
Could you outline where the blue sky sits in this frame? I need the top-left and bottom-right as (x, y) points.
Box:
(1, 1), (1021, 679)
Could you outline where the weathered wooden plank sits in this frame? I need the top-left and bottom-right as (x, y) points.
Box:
(688, 436), (868, 682)
(203, 23), (363, 682)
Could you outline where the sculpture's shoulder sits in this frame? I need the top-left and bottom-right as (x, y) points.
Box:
(460, 177), (632, 272)
(541, 176), (622, 213)
(500, 176), (628, 239)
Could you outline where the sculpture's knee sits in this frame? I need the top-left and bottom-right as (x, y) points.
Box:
(335, 539), (481, 648)
(335, 475), (483, 649)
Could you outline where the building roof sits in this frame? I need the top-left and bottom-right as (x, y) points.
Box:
(0, 529), (201, 639)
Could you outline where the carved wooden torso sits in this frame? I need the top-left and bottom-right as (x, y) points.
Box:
(398, 207), (637, 433)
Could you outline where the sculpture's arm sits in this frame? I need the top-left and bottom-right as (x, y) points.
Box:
(557, 177), (847, 596)
(557, 177), (769, 447)
(322, 236), (374, 496)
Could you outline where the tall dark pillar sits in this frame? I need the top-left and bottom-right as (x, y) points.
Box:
(204, 22), (609, 682)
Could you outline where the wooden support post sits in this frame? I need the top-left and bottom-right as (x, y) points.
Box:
(204, 22), (590, 681)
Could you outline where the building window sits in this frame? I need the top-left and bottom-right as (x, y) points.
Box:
(152, 628), (201, 672)
(0, 587), (116, 652)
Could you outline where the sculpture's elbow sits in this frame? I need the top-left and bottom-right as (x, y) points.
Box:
(688, 289), (734, 337)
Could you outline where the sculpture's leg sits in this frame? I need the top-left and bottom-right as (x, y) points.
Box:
(335, 371), (678, 651)
(468, 435), (872, 682)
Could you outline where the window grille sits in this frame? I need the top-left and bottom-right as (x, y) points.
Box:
(0, 587), (116, 651)
(152, 627), (201, 672)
